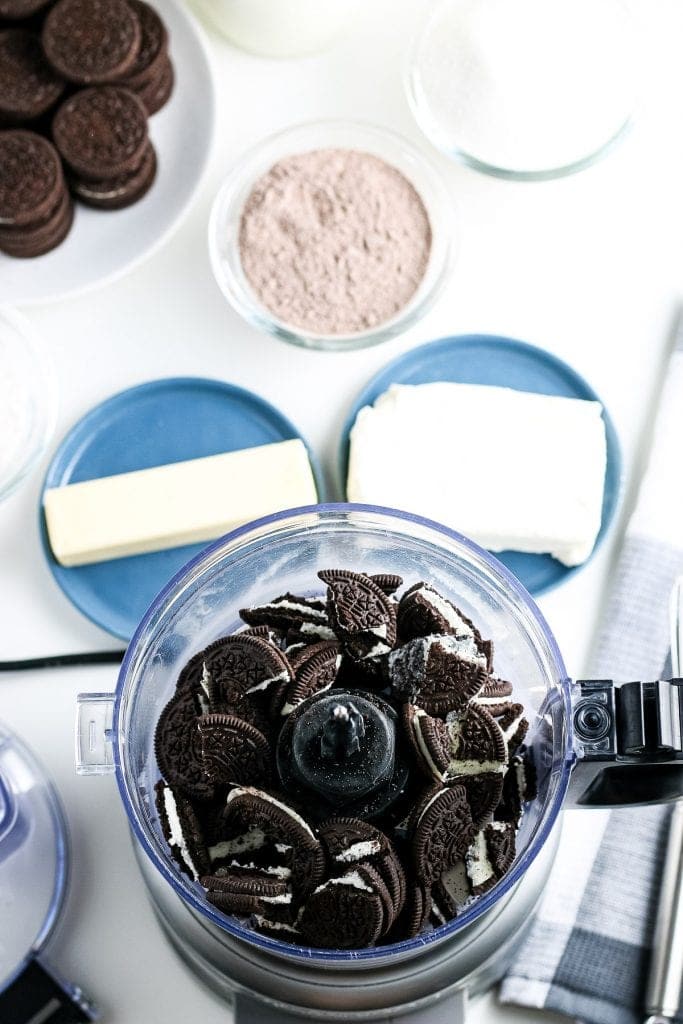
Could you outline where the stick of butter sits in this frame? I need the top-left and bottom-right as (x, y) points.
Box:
(44, 439), (318, 567)
(347, 382), (607, 567)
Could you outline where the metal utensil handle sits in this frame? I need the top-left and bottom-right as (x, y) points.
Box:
(644, 801), (683, 1019)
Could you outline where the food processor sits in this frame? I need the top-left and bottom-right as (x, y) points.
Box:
(76, 504), (683, 1023)
(0, 723), (97, 1023)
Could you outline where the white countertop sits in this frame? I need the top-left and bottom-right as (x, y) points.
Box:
(1, 1), (683, 1021)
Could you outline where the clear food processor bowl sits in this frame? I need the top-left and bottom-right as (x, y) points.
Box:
(81, 504), (573, 965)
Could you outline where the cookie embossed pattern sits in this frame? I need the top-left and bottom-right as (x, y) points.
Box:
(153, 569), (534, 949)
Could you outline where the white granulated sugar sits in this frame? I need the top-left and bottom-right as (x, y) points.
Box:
(412, 0), (638, 172)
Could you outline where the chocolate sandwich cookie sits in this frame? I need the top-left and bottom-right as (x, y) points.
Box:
(198, 713), (271, 788)
(0, 29), (64, 122)
(120, 0), (167, 90)
(224, 787), (325, 897)
(475, 676), (513, 707)
(42, 0), (141, 85)
(365, 573), (403, 596)
(0, 0), (52, 17)
(388, 634), (488, 713)
(404, 703), (507, 786)
(318, 814), (405, 922)
(356, 862), (395, 935)
(318, 568), (397, 661)
(495, 750), (536, 826)
(155, 780), (210, 881)
(154, 691), (214, 801)
(299, 871), (385, 948)
(492, 701), (529, 754)
(52, 85), (148, 179)
(397, 582), (484, 648)
(201, 871), (293, 919)
(242, 624), (285, 645)
(465, 821), (516, 896)
(385, 880), (431, 941)
(70, 138), (157, 209)
(174, 648), (212, 711)
(276, 640), (341, 718)
(0, 129), (64, 226)
(460, 772), (505, 829)
(240, 592), (330, 634)
(202, 633), (292, 733)
(445, 703), (508, 776)
(412, 785), (477, 884)
(134, 53), (174, 115)
(0, 185), (72, 256)
(204, 823), (287, 874)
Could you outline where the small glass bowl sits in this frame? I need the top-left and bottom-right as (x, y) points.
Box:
(208, 120), (456, 352)
(0, 306), (57, 503)
(406, 0), (639, 182)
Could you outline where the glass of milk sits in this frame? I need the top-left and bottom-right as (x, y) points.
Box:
(190, 0), (353, 58)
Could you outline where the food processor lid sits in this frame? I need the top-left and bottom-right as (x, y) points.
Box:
(0, 722), (96, 1022)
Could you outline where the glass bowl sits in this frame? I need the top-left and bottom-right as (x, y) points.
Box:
(208, 121), (456, 352)
(406, 0), (639, 181)
(0, 307), (57, 503)
(108, 504), (572, 965)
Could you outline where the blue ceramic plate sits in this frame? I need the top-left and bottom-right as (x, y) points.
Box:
(340, 335), (621, 596)
(41, 378), (323, 640)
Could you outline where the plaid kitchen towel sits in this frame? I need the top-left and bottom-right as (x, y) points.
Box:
(500, 316), (683, 1024)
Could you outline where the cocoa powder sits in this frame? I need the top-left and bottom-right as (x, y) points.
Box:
(238, 148), (432, 336)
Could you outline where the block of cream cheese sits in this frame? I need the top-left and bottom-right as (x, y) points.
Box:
(44, 439), (318, 567)
(347, 383), (607, 566)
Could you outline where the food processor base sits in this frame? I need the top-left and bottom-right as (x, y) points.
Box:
(133, 826), (560, 1023)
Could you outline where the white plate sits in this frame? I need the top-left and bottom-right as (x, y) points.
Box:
(0, 0), (215, 306)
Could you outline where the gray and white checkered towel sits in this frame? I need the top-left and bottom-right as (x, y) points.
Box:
(500, 319), (683, 1024)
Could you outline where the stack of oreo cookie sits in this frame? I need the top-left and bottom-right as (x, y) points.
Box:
(153, 570), (536, 950)
(0, 0), (173, 256)
(0, 129), (71, 256)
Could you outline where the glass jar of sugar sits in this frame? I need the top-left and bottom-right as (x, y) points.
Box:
(0, 307), (57, 502)
(189, 0), (354, 58)
(407, 0), (639, 180)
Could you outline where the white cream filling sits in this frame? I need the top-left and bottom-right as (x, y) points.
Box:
(334, 839), (382, 863)
(215, 860), (292, 880)
(359, 638), (391, 660)
(260, 892), (293, 904)
(465, 831), (494, 889)
(501, 710), (525, 743)
(314, 870), (373, 894)
(227, 787), (316, 839)
(416, 788), (446, 827)
(163, 786), (199, 881)
(208, 827), (267, 861)
(299, 622), (336, 640)
(275, 842), (292, 854)
(269, 599), (327, 620)
(439, 860), (471, 907)
(416, 586), (473, 639)
(196, 662), (211, 713)
(431, 900), (447, 925)
(246, 668), (289, 694)
(253, 915), (300, 933)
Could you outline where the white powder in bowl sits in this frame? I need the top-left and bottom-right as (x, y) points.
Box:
(0, 309), (55, 498)
(410, 0), (638, 174)
(0, 339), (33, 483)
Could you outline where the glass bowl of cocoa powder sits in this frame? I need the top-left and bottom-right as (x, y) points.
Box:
(208, 120), (455, 352)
